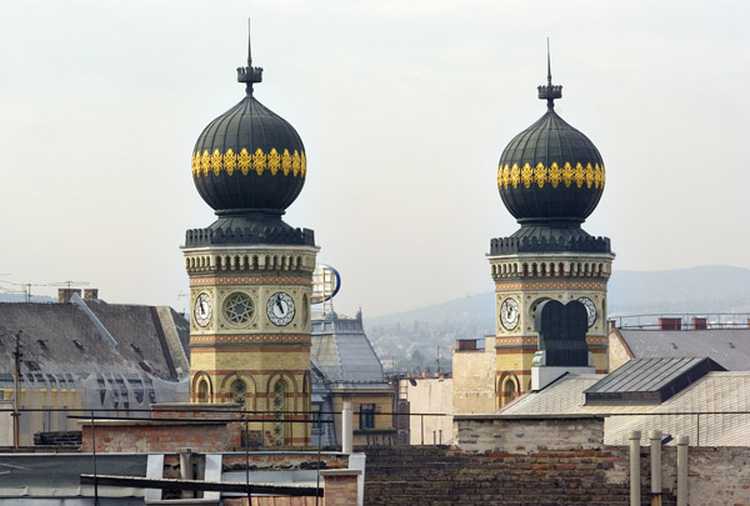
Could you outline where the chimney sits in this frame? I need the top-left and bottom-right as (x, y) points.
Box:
(692, 317), (707, 330)
(58, 288), (82, 304)
(83, 288), (99, 301)
(659, 317), (682, 331)
(456, 339), (478, 352)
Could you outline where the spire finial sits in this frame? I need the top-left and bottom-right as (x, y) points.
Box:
(546, 37), (552, 86)
(237, 17), (263, 96)
(538, 37), (562, 110)
(247, 17), (253, 67)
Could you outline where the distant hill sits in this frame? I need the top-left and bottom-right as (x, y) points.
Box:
(365, 265), (750, 369)
(0, 294), (55, 304)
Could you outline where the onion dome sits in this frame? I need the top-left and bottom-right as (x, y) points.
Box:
(191, 24), (306, 215)
(497, 48), (605, 225)
(185, 22), (314, 248)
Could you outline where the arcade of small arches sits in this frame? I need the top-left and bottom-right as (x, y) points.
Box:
(190, 370), (311, 414)
(491, 259), (611, 280)
(185, 251), (313, 274)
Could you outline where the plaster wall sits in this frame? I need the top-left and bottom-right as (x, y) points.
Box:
(400, 377), (453, 445)
(452, 347), (496, 415)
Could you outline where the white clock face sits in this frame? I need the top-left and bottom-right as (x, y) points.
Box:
(500, 297), (520, 331)
(194, 292), (213, 328)
(266, 292), (295, 327)
(578, 296), (597, 328)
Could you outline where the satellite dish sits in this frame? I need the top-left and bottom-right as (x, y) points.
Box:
(311, 264), (341, 305)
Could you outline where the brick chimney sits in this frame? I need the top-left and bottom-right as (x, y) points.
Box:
(58, 288), (82, 304)
(692, 317), (707, 330)
(659, 317), (682, 331)
(83, 288), (99, 300)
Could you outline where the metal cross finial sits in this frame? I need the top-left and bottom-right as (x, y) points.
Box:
(538, 37), (562, 110)
(237, 17), (263, 95)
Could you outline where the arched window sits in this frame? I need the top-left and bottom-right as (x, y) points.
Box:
(230, 379), (247, 406)
(197, 379), (209, 403)
(272, 379), (288, 446)
(503, 378), (517, 405)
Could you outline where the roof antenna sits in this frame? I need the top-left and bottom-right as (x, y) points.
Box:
(237, 17), (263, 95)
(538, 37), (562, 111)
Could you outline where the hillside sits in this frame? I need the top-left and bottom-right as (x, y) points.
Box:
(366, 265), (750, 371)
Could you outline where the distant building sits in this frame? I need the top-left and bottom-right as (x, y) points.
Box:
(311, 310), (396, 447)
(0, 288), (189, 445)
(609, 316), (750, 371)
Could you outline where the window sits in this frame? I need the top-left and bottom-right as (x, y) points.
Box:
(230, 379), (247, 405)
(273, 379), (288, 446)
(359, 403), (376, 430)
(311, 403), (322, 434)
(197, 379), (210, 403)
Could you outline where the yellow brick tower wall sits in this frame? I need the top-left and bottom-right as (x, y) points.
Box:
(185, 246), (318, 447)
(490, 254), (614, 409)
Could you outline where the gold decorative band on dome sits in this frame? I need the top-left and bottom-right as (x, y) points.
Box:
(497, 162), (605, 191)
(191, 147), (307, 178)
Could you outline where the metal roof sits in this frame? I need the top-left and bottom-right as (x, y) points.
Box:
(501, 371), (750, 446)
(311, 313), (387, 386)
(584, 357), (725, 404)
(617, 328), (750, 371)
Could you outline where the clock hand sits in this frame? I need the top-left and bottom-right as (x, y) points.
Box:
(199, 299), (206, 314)
(275, 297), (284, 313)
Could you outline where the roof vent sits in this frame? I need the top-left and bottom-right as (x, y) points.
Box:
(729, 342), (736, 349)
(130, 343), (144, 357)
(670, 342), (678, 350)
(25, 360), (41, 371)
(73, 339), (85, 351)
(36, 339), (48, 351)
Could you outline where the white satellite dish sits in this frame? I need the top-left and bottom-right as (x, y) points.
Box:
(311, 264), (341, 305)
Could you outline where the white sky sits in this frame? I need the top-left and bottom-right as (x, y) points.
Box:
(0, 0), (748, 316)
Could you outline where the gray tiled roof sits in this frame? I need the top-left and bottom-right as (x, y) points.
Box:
(0, 300), (189, 382)
(618, 328), (750, 371)
(311, 313), (386, 385)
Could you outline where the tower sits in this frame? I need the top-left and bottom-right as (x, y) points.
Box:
(490, 45), (614, 408)
(183, 21), (318, 446)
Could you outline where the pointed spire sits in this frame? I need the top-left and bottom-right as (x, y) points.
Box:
(538, 37), (562, 110)
(546, 37), (552, 86)
(236, 17), (263, 95)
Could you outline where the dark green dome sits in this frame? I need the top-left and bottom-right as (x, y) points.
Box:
(497, 70), (605, 225)
(191, 33), (306, 214)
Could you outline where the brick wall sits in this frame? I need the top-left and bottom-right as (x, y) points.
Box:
(364, 446), (665, 506)
(455, 415), (605, 453)
(80, 422), (240, 453)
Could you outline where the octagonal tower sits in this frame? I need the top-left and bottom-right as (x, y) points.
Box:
(490, 47), (614, 408)
(184, 22), (318, 447)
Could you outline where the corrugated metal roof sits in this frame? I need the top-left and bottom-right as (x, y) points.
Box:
(618, 328), (750, 371)
(584, 357), (724, 403)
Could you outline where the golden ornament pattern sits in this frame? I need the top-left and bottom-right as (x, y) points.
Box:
(497, 162), (605, 191)
(192, 147), (307, 178)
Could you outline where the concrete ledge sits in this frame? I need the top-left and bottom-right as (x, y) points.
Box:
(454, 413), (606, 421)
(320, 469), (362, 477)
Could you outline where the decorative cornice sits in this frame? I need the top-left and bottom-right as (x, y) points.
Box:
(190, 275), (312, 287)
(494, 279), (607, 291)
(497, 162), (605, 191)
(190, 334), (311, 347)
(192, 148), (307, 178)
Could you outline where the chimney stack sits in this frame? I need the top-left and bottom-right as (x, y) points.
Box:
(58, 288), (82, 304)
(659, 317), (682, 331)
(692, 317), (707, 330)
(83, 288), (99, 301)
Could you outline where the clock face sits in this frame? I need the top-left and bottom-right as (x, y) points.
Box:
(499, 297), (520, 331)
(193, 292), (213, 328)
(266, 292), (296, 327)
(578, 296), (597, 328)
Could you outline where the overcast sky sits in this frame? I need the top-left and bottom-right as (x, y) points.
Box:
(0, 0), (748, 316)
